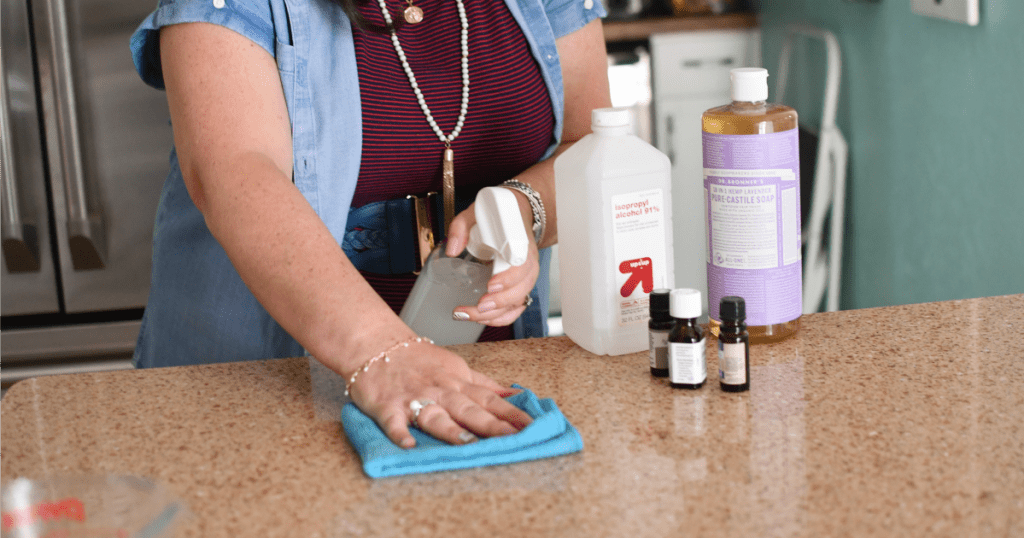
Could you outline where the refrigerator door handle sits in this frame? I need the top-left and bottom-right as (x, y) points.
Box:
(1, 61), (42, 273)
(42, 0), (105, 270)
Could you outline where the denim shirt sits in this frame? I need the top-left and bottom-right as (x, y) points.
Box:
(129, 0), (605, 367)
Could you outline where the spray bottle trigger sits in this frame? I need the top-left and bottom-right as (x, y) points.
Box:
(466, 187), (529, 276)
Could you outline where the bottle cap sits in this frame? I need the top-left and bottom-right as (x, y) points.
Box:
(731, 68), (769, 103)
(719, 296), (746, 320)
(591, 107), (632, 128)
(649, 289), (671, 319)
(670, 288), (702, 320)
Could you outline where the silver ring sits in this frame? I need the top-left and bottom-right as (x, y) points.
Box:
(523, 295), (533, 307)
(409, 399), (436, 429)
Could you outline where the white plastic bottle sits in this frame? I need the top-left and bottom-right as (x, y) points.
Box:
(400, 187), (528, 345)
(554, 107), (674, 356)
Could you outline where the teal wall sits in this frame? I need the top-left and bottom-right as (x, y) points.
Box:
(757, 0), (1024, 309)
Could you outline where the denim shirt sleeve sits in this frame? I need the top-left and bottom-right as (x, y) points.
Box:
(544, 0), (606, 39)
(130, 0), (284, 89)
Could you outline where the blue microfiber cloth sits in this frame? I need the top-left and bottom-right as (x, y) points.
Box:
(341, 386), (583, 478)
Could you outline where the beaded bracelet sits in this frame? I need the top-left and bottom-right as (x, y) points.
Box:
(500, 179), (546, 245)
(344, 336), (433, 397)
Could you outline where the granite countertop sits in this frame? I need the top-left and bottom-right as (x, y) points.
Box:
(2, 294), (1023, 537)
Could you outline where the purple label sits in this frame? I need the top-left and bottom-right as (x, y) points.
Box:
(703, 130), (801, 326)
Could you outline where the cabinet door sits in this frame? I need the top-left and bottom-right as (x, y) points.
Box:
(650, 29), (760, 316)
(650, 29), (761, 100)
(655, 98), (723, 305)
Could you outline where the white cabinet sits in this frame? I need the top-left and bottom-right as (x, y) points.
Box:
(650, 29), (760, 314)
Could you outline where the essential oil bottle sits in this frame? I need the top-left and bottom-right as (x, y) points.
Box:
(668, 288), (706, 389)
(703, 68), (801, 343)
(718, 296), (750, 392)
(648, 289), (673, 377)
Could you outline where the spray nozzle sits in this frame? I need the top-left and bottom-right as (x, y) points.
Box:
(466, 187), (529, 275)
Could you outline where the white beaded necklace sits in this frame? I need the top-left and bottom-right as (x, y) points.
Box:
(375, 0), (469, 232)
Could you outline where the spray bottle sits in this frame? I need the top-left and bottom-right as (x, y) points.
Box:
(399, 187), (529, 345)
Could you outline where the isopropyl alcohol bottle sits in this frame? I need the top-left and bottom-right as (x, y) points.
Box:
(554, 107), (674, 356)
(702, 68), (802, 343)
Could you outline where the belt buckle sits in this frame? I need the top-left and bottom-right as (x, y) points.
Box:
(406, 193), (437, 274)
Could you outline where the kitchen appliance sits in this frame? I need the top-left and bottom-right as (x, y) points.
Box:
(607, 44), (654, 143)
(2, 0), (172, 387)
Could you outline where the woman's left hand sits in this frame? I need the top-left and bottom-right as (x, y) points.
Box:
(445, 199), (540, 327)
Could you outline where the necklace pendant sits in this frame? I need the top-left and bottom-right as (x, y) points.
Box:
(404, 5), (423, 24)
(442, 147), (455, 235)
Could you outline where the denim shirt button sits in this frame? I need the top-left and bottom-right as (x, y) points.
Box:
(584, 0), (593, 9)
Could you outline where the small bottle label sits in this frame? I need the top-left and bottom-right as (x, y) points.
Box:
(703, 130), (801, 326)
(719, 341), (747, 385)
(611, 189), (668, 327)
(649, 331), (669, 370)
(669, 339), (706, 385)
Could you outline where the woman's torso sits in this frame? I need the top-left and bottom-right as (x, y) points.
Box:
(128, 0), (604, 366)
(351, 0), (554, 341)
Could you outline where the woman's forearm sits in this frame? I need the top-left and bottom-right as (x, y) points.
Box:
(194, 154), (414, 377)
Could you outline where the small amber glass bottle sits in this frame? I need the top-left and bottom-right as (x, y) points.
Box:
(718, 296), (750, 392)
(648, 289), (673, 377)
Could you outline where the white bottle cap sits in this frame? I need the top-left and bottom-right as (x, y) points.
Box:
(731, 67), (769, 103)
(670, 288), (702, 319)
(591, 107), (632, 128)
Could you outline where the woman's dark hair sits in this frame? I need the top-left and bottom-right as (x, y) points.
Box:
(327, 0), (406, 34)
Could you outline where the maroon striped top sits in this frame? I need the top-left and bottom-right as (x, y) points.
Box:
(351, 0), (555, 341)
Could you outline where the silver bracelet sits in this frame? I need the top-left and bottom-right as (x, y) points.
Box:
(500, 179), (546, 245)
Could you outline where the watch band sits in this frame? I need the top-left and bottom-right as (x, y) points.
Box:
(500, 179), (546, 245)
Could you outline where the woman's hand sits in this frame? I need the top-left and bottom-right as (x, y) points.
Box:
(346, 337), (534, 448)
(445, 197), (541, 327)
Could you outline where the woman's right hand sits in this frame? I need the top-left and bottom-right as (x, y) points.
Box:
(343, 337), (534, 448)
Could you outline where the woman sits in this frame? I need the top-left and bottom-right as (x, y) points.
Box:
(130, 0), (611, 448)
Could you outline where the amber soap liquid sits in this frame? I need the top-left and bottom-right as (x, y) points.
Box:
(702, 101), (801, 344)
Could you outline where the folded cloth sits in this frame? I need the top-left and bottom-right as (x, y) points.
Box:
(341, 386), (583, 478)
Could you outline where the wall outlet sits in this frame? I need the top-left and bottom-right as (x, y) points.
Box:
(910, 0), (979, 26)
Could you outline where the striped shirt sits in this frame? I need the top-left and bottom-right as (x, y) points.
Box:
(352, 0), (555, 341)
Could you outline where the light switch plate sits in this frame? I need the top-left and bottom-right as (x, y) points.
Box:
(910, 0), (979, 26)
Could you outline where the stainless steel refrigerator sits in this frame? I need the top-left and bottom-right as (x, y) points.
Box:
(2, 0), (172, 387)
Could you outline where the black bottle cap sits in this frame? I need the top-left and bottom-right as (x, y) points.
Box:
(719, 296), (746, 320)
(650, 289), (671, 318)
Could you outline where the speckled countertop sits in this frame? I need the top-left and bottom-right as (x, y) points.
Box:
(3, 294), (1023, 537)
